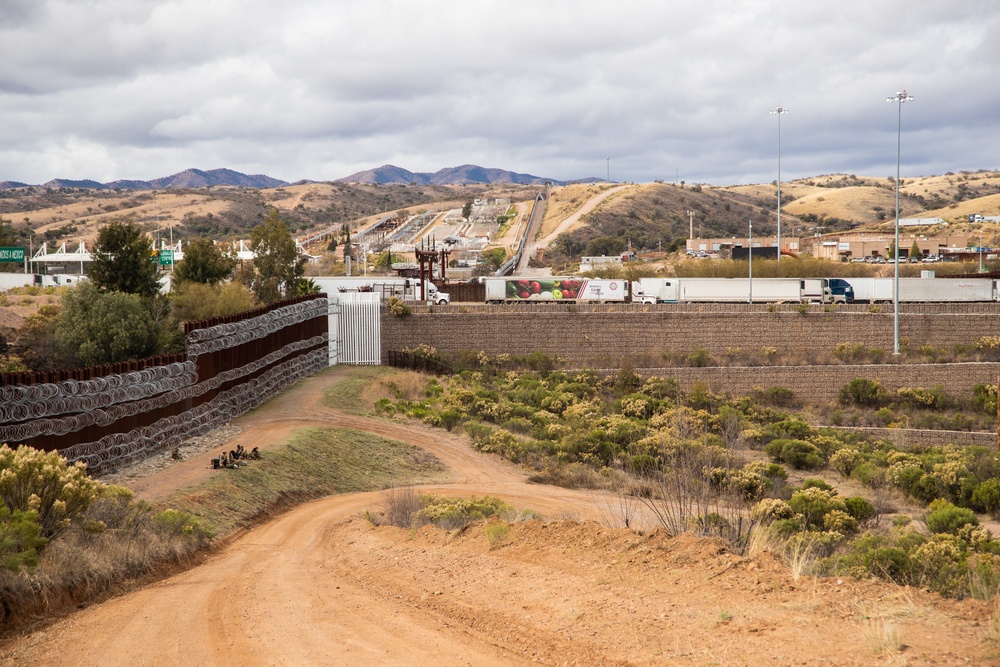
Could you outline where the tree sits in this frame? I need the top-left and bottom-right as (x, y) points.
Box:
(11, 305), (64, 371)
(553, 233), (584, 258)
(375, 252), (405, 271)
(89, 220), (161, 297)
(55, 281), (161, 367)
(910, 240), (921, 260)
(0, 217), (19, 274)
(172, 237), (236, 285)
(462, 201), (473, 220)
(243, 209), (305, 304)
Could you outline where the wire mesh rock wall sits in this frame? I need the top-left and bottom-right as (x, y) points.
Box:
(0, 294), (329, 475)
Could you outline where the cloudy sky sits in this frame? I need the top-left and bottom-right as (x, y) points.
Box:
(1, 0), (998, 186)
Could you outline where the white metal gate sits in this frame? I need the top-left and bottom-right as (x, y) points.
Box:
(328, 292), (381, 365)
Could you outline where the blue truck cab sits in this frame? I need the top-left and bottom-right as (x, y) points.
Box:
(827, 278), (855, 303)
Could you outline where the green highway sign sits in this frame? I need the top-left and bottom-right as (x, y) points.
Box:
(159, 249), (174, 266)
(0, 247), (26, 263)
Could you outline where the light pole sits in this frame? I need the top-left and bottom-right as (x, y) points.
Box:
(748, 219), (753, 304)
(887, 90), (913, 355)
(980, 225), (984, 273)
(607, 157), (611, 183)
(770, 107), (788, 262)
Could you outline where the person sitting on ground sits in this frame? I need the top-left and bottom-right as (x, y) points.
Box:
(236, 444), (247, 459)
(250, 447), (261, 460)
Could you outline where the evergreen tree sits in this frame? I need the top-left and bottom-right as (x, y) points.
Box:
(173, 237), (236, 285)
(244, 209), (305, 303)
(89, 220), (160, 297)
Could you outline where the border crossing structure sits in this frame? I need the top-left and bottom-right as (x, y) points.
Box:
(497, 191), (546, 276)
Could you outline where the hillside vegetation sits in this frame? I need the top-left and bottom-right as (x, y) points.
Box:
(539, 170), (1000, 264)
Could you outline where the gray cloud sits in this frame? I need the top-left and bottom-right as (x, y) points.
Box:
(0, 0), (997, 185)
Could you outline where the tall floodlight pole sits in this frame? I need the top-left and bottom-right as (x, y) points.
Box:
(887, 90), (913, 355)
(748, 219), (753, 304)
(607, 157), (611, 182)
(770, 107), (788, 262)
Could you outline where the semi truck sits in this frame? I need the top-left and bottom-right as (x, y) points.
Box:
(313, 277), (451, 304)
(631, 277), (841, 304)
(483, 277), (628, 303)
(844, 277), (998, 303)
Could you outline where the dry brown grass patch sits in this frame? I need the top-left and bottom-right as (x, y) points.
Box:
(359, 370), (428, 406)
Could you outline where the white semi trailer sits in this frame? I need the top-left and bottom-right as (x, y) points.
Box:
(632, 277), (835, 304)
(845, 277), (997, 303)
(483, 277), (628, 303)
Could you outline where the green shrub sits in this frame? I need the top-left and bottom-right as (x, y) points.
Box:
(839, 378), (888, 407)
(874, 407), (896, 426)
(896, 386), (951, 411)
(0, 507), (48, 572)
(830, 447), (862, 477)
(823, 509), (858, 534)
(972, 479), (1000, 517)
(925, 499), (978, 535)
(843, 496), (877, 523)
(415, 495), (512, 530)
(152, 509), (214, 545)
(801, 478), (835, 493)
(972, 384), (997, 415)
(0, 445), (102, 538)
(850, 461), (886, 488)
(687, 347), (712, 367)
(788, 487), (847, 530)
(387, 296), (411, 317)
(762, 419), (813, 442)
(750, 498), (796, 524)
(766, 439), (824, 470)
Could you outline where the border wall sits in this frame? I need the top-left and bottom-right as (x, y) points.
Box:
(0, 294), (328, 475)
(381, 303), (1000, 400)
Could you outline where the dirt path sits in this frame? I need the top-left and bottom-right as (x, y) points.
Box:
(3, 368), (998, 666)
(535, 184), (633, 250)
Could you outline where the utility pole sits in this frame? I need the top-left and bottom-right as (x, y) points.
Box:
(770, 107), (788, 261)
(748, 219), (753, 304)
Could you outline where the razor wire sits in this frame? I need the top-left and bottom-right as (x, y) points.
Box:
(0, 336), (326, 443)
(0, 362), (197, 424)
(60, 348), (328, 475)
(185, 299), (327, 357)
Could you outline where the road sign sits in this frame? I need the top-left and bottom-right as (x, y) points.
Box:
(0, 247), (25, 263)
(159, 249), (174, 266)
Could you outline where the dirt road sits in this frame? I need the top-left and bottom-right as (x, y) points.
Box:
(4, 369), (997, 666)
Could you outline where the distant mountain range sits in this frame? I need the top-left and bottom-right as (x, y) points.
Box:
(336, 164), (595, 186)
(0, 165), (595, 190)
(0, 168), (287, 191)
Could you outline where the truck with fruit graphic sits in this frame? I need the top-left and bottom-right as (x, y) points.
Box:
(483, 277), (627, 304)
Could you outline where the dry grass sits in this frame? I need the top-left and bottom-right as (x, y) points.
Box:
(321, 366), (426, 414)
(861, 616), (904, 655)
(538, 183), (618, 238)
(380, 485), (424, 528)
(0, 495), (213, 630)
(359, 370), (429, 406)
